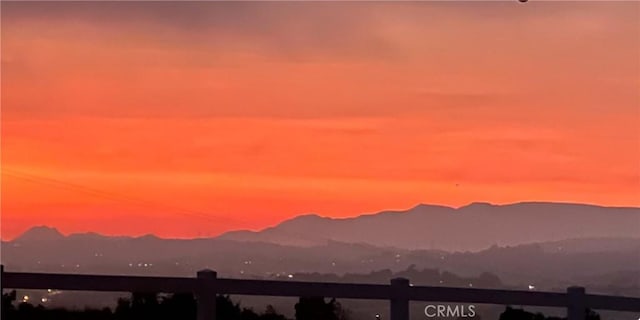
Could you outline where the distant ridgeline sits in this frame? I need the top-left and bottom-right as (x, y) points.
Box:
(218, 202), (640, 251)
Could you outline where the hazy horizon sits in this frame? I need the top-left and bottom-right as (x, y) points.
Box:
(9, 200), (639, 235)
(5, 201), (639, 248)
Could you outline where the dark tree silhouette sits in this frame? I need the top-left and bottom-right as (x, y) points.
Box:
(160, 293), (197, 320)
(3, 290), (111, 320)
(260, 305), (288, 320)
(294, 297), (349, 320)
(2, 290), (17, 318)
(499, 306), (600, 320)
(2, 291), (287, 320)
(3, 291), (354, 320)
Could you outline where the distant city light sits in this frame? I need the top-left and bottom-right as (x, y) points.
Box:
(528, 285), (536, 290)
(287, 274), (293, 279)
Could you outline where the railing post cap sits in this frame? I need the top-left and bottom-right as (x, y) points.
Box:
(567, 286), (585, 294)
(197, 269), (217, 278)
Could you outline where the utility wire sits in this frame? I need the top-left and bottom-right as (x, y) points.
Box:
(2, 168), (242, 225)
(2, 168), (328, 242)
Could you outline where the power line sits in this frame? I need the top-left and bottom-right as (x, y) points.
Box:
(1, 168), (329, 242)
(2, 168), (242, 225)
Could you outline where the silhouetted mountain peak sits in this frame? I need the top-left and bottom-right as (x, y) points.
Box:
(67, 231), (112, 241)
(460, 202), (495, 209)
(217, 201), (640, 251)
(409, 203), (450, 210)
(407, 203), (456, 214)
(291, 213), (325, 220)
(15, 226), (64, 242)
(136, 234), (161, 240)
(276, 213), (330, 227)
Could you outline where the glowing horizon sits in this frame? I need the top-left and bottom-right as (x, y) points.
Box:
(2, 2), (639, 240)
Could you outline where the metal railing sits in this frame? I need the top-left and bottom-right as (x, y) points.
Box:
(2, 266), (639, 320)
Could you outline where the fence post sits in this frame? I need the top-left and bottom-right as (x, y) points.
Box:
(1, 265), (4, 319)
(196, 269), (217, 320)
(390, 278), (410, 320)
(567, 286), (586, 320)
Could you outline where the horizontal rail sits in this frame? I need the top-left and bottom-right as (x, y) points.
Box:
(2, 272), (199, 293)
(2, 271), (640, 312)
(217, 278), (391, 299)
(407, 286), (568, 307)
(585, 294), (640, 313)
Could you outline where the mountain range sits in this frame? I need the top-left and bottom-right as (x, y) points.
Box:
(218, 201), (640, 251)
(8, 202), (640, 252)
(3, 202), (639, 309)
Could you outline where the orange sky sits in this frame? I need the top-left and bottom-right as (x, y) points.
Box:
(1, 2), (639, 240)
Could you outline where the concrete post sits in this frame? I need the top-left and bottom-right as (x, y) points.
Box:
(196, 269), (217, 320)
(567, 286), (586, 320)
(1, 265), (4, 295)
(390, 278), (410, 320)
(1, 264), (4, 320)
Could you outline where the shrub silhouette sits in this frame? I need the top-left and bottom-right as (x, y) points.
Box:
(294, 297), (349, 320)
(499, 306), (600, 320)
(2, 290), (289, 320)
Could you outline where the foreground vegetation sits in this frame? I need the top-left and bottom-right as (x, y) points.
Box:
(3, 290), (601, 320)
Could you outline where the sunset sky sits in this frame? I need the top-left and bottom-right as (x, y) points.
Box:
(1, 1), (639, 240)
